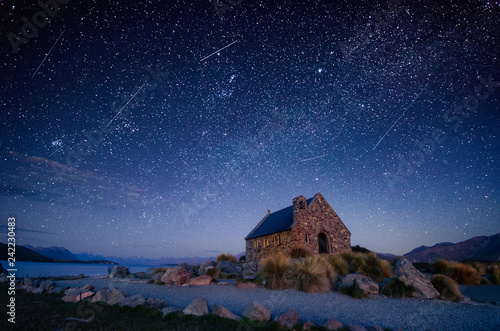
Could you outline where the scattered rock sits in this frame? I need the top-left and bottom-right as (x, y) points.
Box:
(241, 302), (271, 322)
(237, 282), (260, 289)
(80, 283), (95, 292)
(188, 275), (212, 286)
(183, 297), (209, 316)
(119, 294), (145, 308)
(21, 277), (32, 289)
(161, 307), (182, 316)
(39, 280), (56, 291)
(243, 261), (258, 280)
(145, 297), (167, 309)
(303, 320), (316, 330)
(346, 324), (368, 331)
(394, 259), (440, 299)
(151, 272), (164, 284)
(109, 266), (129, 278)
(64, 287), (78, 295)
(323, 318), (343, 330)
(145, 267), (163, 278)
(199, 259), (217, 275)
(62, 290), (95, 302)
(274, 309), (300, 329)
(160, 266), (193, 286)
(213, 304), (240, 320)
(108, 288), (127, 305)
(92, 287), (111, 303)
(217, 261), (238, 275)
(218, 281), (229, 286)
(32, 279), (41, 288)
(32, 287), (45, 294)
(341, 273), (379, 296)
(48, 287), (65, 294)
(368, 325), (384, 331)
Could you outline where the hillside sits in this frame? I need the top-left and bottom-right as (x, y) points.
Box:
(0, 243), (54, 262)
(403, 233), (500, 263)
(23, 245), (79, 260)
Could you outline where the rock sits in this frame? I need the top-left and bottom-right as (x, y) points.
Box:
(303, 320), (316, 329)
(274, 309), (300, 329)
(217, 261), (238, 274)
(161, 307), (182, 316)
(32, 279), (41, 288)
(39, 280), (56, 291)
(243, 261), (258, 280)
(218, 281), (229, 286)
(145, 267), (163, 278)
(119, 294), (145, 307)
(185, 264), (199, 275)
(64, 287), (78, 295)
(236, 282), (260, 289)
(151, 272), (164, 284)
(368, 325), (384, 331)
(92, 287), (111, 303)
(160, 266), (193, 286)
(21, 277), (32, 289)
(183, 297), (209, 316)
(109, 266), (129, 278)
(188, 275), (212, 286)
(199, 259), (217, 275)
(213, 304), (240, 320)
(241, 302), (271, 322)
(32, 287), (45, 294)
(323, 318), (343, 330)
(80, 283), (95, 291)
(145, 297), (167, 309)
(341, 273), (379, 296)
(394, 259), (440, 299)
(48, 287), (65, 294)
(0, 274), (7, 283)
(108, 288), (127, 305)
(62, 290), (94, 302)
(346, 324), (368, 331)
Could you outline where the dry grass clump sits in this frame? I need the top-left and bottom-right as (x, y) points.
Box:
(359, 252), (388, 282)
(290, 256), (330, 293)
(380, 277), (416, 298)
(204, 267), (220, 279)
(340, 251), (365, 274)
(447, 262), (480, 285)
(380, 259), (394, 279)
(318, 254), (338, 286)
(490, 268), (500, 285)
(289, 246), (312, 259)
(328, 254), (349, 276)
(432, 259), (450, 274)
(216, 253), (237, 263)
(463, 260), (487, 275)
(260, 252), (292, 290)
(431, 275), (462, 302)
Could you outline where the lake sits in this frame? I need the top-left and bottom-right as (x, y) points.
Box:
(0, 260), (163, 278)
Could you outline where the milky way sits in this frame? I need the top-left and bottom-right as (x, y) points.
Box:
(0, 1), (498, 258)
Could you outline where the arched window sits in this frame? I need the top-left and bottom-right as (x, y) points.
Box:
(318, 232), (329, 254)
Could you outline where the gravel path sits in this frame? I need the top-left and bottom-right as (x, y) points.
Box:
(56, 278), (500, 331)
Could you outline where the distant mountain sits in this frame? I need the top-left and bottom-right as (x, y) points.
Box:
(0, 243), (54, 262)
(403, 233), (500, 263)
(75, 252), (210, 266)
(375, 252), (398, 261)
(23, 245), (79, 260)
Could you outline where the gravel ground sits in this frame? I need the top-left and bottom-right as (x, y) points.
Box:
(56, 278), (500, 331)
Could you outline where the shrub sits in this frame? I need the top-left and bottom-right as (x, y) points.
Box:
(204, 267), (220, 279)
(431, 275), (462, 302)
(289, 246), (312, 259)
(380, 278), (416, 298)
(216, 253), (237, 263)
(328, 254), (349, 276)
(490, 268), (500, 285)
(448, 262), (480, 285)
(341, 251), (365, 274)
(260, 252), (292, 290)
(351, 245), (371, 253)
(340, 279), (365, 299)
(432, 259), (450, 274)
(239, 255), (246, 262)
(290, 256), (330, 293)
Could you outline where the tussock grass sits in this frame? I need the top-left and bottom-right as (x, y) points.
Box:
(260, 252), (292, 290)
(340, 279), (366, 299)
(327, 254), (349, 276)
(359, 252), (387, 282)
(448, 262), (480, 285)
(204, 267), (220, 279)
(289, 246), (312, 259)
(290, 256), (330, 293)
(380, 259), (394, 279)
(216, 253), (237, 263)
(340, 251), (365, 274)
(490, 268), (500, 285)
(431, 275), (462, 302)
(318, 254), (338, 286)
(432, 259), (450, 274)
(380, 278), (416, 298)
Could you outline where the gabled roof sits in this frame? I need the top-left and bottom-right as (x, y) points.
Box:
(245, 196), (314, 240)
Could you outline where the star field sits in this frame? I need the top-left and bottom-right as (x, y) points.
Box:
(0, 1), (499, 258)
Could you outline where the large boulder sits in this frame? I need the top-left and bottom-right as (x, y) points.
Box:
(108, 287), (127, 305)
(109, 266), (129, 278)
(199, 260), (217, 275)
(151, 272), (164, 284)
(183, 297), (209, 316)
(62, 290), (94, 302)
(119, 294), (145, 308)
(213, 304), (240, 320)
(274, 309), (300, 329)
(394, 259), (440, 299)
(242, 261), (258, 280)
(145, 267), (163, 278)
(188, 275), (212, 286)
(92, 287), (111, 303)
(217, 261), (238, 275)
(241, 302), (271, 322)
(160, 266), (193, 286)
(39, 280), (56, 291)
(341, 273), (379, 296)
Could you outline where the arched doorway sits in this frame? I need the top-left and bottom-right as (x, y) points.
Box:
(318, 232), (329, 254)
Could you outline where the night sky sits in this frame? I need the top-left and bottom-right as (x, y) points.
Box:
(1, 1), (499, 259)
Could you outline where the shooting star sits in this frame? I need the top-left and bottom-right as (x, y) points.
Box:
(372, 82), (430, 151)
(300, 154), (329, 162)
(200, 40), (239, 62)
(106, 82), (147, 128)
(31, 28), (66, 78)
